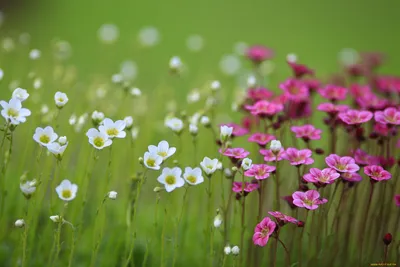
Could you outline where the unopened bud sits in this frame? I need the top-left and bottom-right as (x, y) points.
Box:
(15, 219), (25, 228)
(383, 233), (392, 246)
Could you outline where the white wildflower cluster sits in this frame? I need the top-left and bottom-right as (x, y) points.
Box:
(224, 245), (240, 256)
(86, 118), (126, 150)
(33, 126), (68, 160)
(0, 88), (31, 126)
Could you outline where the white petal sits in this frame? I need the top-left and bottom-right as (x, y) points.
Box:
(148, 145), (157, 153)
(158, 140), (169, 151)
(168, 147), (176, 156)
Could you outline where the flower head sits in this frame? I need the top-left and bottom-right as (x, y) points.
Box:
(244, 164), (276, 180)
(54, 91), (68, 108)
(48, 142), (68, 159)
(219, 123), (249, 137)
(303, 168), (340, 185)
(341, 172), (363, 183)
(231, 246), (240, 256)
(291, 124), (322, 141)
(241, 158), (253, 170)
(245, 100), (283, 117)
(288, 61), (314, 78)
(247, 87), (274, 101)
(268, 211), (299, 225)
(148, 140), (176, 161)
(279, 79), (309, 102)
(33, 126), (58, 147)
(143, 152), (163, 170)
(317, 103), (349, 114)
(282, 148), (314, 166)
(0, 98), (31, 125)
(394, 195), (400, 207)
(292, 190), (327, 210)
(364, 165), (391, 181)
(253, 217), (276, 246)
(124, 116), (134, 129)
(246, 45), (274, 63)
(165, 117), (184, 133)
(318, 85), (347, 101)
(86, 128), (112, 150)
(15, 219), (25, 228)
(20, 179), (37, 198)
(157, 167), (185, 192)
(55, 179), (78, 201)
(200, 157), (219, 175)
(325, 154), (360, 173)
(374, 107), (400, 125)
(338, 109), (373, 125)
(221, 148), (250, 159)
(12, 88), (29, 102)
(260, 148), (285, 162)
(108, 191), (117, 200)
(248, 133), (276, 146)
(183, 167), (204, 185)
(99, 118), (126, 138)
(220, 125), (233, 142)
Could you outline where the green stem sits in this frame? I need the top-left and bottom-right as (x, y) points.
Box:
(172, 187), (189, 267)
(239, 173), (246, 266)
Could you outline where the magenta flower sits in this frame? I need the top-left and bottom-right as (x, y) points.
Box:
(364, 165), (392, 181)
(325, 154), (360, 173)
(220, 123), (249, 137)
(279, 79), (309, 102)
(282, 148), (314, 166)
(246, 45), (274, 63)
(248, 133), (276, 146)
(220, 148), (250, 159)
(291, 124), (322, 141)
(341, 172), (363, 183)
(374, 107), (400, 125)
(356, 93), (388, 110)
(317, 103), (349, 114)
(268, 211), (299, 225)
(318, 85), (348, 101)
(287, 61), (314, 78)
(260, 148), (285, 162)
(282, 195), (296, 209)
(244, 164), (276, 180)
(394, 195), (400, 207)
(374, 123), (390, 137)
(354, 149), (379, 166)
(338, 109), (373, 125)
(232, 181), (259, 193)
(247, 87), (274, 101)
(350, 84), (372, 99)
(303, 168), (340, 185)
(252, 217), (276, 246)
(245, 100), (284, 117)
(292, 190), (327, 210)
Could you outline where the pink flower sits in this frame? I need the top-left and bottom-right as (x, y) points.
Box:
(232, 181), (259, 193)
(220, 123), (249, 137)
(260, 148), (285, 162)
(394, 195), (400, 207)
(220, 148), (250, 159)
(325, 154), (360, 173)
(364, 165), (391, 181)
(247, 87), (274, 101)
(282, 195), (296, 209)
(245, 100), (283, 117)
(282, 148), (314, 166)
(244, 164), (276, 180)
(268, 211), (299, 225)
(317, 103), (349, 114)
(341, 172), (363, 182)
(285, 100), (312, 119)
(246, 45), (274, 63)
(356, 93), (388, 110)
(374, 107), (400, 125)
(350, 84), (372, 99)
(292, 190), (327, 210)
(303, 168), (340, 185)
(374, 123), (389, 137)
(338, 109), (373, 125)
(253, 217), (276, 246)
(248, 133), (276, 146)
(279, 79), (309, 102)
(291, 124), (322, 141)
(354, 149), (378, 166)
(287, 61), (314, 78)
(318, 85), (348, 101)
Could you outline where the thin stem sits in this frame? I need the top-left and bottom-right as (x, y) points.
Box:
(172, 187), (189, 267)
(239, 173), (246, 266)
(272, 231), (279, 267)
(359, 182), (374, 265)
(383, 245), (388, 264)
(54, 203), (67, 265)
(67, 228), (76, 267)
(277, 237), (291, 267)
(274, 160), (280, 210)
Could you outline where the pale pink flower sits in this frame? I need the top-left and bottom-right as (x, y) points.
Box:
(364, 165), (392, 181)
(341, 172), (363, 182)
(253, 217), (276, 246)
(248, 133), (276, 146)
(282, 148), (314, 166)
(291, 124), (322, 141)
(245, 100), (284, 117)
(338, 109), (373, 125)
(260, 148), (285, 162)
(303, 168), (340, 185)
(244, 164), (276, 180)
(325, 154), (360, 173)
(232, 182), (259, 193)
(374, 107), (400, 125)
(292, 190), (327, 210)
(220, 148), (250, 159)
(318, 85), (347, 101)
(356, 93), (388, 110)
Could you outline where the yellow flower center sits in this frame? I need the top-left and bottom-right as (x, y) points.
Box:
(158, 151), (167, 158)
(186, 175), (197, 183)
(304, 199), (314, 206)
(7, 108), (19, 117)
(106, 128), (119, 136)
(146, 158), (156, 167)
(57, 98), (64, 102)
(61, 189), (72, 199)
(261, 228), (270, 237)
(93, 136), (104, 147)
(336, 164), (345, 171)
(39, 135), (50, 144)
(165, 175), (176, 185)
(206, 165), (213, 169)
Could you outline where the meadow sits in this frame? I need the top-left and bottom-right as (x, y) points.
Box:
(0, 1), (400, 267)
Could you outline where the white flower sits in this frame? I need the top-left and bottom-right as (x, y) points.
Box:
(0, 98), (31, 125)
(111, 73), (123, 84)
(54, 91), (69, 108)
(189, 124), (198, 135)
(91, 111), (105, 124)
(200, 157), (219, 175)
(165, 117), (184, 133)
(41, 105), (49, 115)
(183, 167), (204, 185)
(20, 179), (37, 196)
(211, 80), (221, 91)
(286, 53), (297, 63)
(130, 87), (141, 97)
(124, 116), (133, 129)
(131, 127), (139, 140)
(200, 116), (210, 126)
(231, 246), (240, 255)
(270, 140), (282, 154)
(169, 56), (182, 71)
(241, 158), (252, 170)
(148, 140), (176, 161)
(86, 128), (112, 150)
(220, 125), (233, 141)
(33, 126), (58, 147)
(187, 89), (200, 103)
(0, 68), (3, 80)
(58, 136), (67, 145)
(55, 179), (78, 201)
(33, 78), (42, 89)
(12, 88), (29, 102)
(213, 214), (223, 228)
(108, 191), (117, 200)
(15, 219), (25, 228)
(157, 167), (185, 192)
(99, 118), (126, 138)
(224, 168), (232, 177)
(217, 161), (223, 170)
(205, 97), (217, 108)
(29, 49), (41, 60)
(247, 75), (257, 87)
(69, 114), (77, 125)
(189, 112), (201, 126)
(143, 152), (163, 170)
(48, 142), (68, 158)
(224, 246), (231, 255)
(50, 215), (63, 223)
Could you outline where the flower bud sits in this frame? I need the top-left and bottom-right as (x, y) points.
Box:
(15, 219), (25, 228)
(213, 214), (223, 228)
(315, 148), (325, 155)
(153, 187), (162, 193)
(231, 166), (238, 173)
(169, 56), (182, 72)
(224, 246), (231, 255)
(200, 116), (210, 127)
(108, 191), (117, 200)
(231, 246), (240, 255)
(383, 233), (392, 246)
(124, 116), (134, 130)
(270, 140), (282, 154)
(211, 80), (221, 91)
(297, 221), (305, 227)
(130, 87), (141, 97)
(247, 75), (257, 88)
(241, 158), (252, 170)
(220, 125), (233, 143)
(58, 136), (67, 145)
(138, 157), (144, 165)
(189, 124), (198, 135)
(50, 215), (63, 223)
